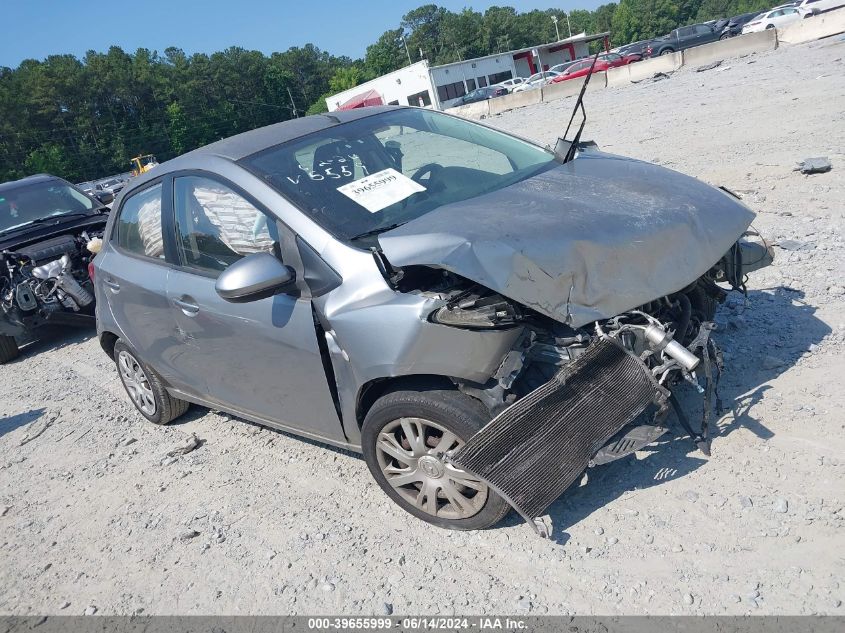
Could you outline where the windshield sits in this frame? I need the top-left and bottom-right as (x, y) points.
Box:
(241, 108), (557, 244)
(0, 181), (94, 234)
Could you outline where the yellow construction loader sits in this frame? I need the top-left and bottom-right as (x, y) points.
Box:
(129, 154), (159, 176)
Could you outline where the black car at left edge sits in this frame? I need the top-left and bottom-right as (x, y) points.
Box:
(0, 174), (111, 363)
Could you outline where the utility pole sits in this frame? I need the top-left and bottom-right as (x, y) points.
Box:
(401, 34), (412, 65)
(286, 87), (298, 118)
(564, 12), (572, 38)
(551, 15), (561, 41)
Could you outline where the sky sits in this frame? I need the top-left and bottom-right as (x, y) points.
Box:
(0, 0), (604, 68)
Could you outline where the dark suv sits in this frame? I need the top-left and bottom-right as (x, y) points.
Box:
(0, 174), (111, 362)
(646, 23), (721, 56)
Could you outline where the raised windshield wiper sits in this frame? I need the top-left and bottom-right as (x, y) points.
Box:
(349, 222), (408, 242)
(0, 212), (92, 236)
(558, 49), (602, 163)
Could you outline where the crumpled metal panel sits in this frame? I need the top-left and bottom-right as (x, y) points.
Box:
(378, 153), (755, 328)
(449, 338), (668, 528)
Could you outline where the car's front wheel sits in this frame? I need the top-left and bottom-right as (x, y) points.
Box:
(361, 387), (511, 531)
(113, 340), (189, 425)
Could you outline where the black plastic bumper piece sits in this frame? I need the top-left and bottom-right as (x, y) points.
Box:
(450, 337), (669, 536)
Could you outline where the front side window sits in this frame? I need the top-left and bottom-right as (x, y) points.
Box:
(115, 183), (164, 259)
(241, 108), (557, 245)
(173, 176), (279, 274)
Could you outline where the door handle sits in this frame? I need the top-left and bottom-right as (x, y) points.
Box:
(174, 297), (200, 315)
(103, 278), (120, 291)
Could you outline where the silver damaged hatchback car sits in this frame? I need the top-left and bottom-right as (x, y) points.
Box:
(94, 106), (773, 535)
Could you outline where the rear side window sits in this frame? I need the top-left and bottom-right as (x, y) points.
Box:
(115, 183), (164, 259)
(173, 175), (279, 274)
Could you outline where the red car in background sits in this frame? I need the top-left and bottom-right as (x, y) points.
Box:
(549, 52), (641, 83)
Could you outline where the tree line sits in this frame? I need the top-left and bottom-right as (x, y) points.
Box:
(0, 0), (775, 183)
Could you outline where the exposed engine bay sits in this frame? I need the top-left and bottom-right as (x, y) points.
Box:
(388, 233), (773, 535)
(0, 229), (104, 338)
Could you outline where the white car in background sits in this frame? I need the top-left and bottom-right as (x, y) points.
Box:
(492, 77), (526, 91)
(512, 71), (561, 93)
(797, 0), (845, 13)
(742, 6), (810, 32)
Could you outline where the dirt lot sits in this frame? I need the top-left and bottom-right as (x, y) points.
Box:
(1, 38), (844, 616)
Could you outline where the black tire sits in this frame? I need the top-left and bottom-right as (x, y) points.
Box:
(362, 387), (511, 531)
(0, 335), (19, 364)
(660, 48), (674, 55)
(113, 339), (189, 425)
(765, 24), (775, 29)
(719, 33), (730, 40)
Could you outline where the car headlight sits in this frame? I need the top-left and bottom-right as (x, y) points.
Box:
(430, 294), (521, 329)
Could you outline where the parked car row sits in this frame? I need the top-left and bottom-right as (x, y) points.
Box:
(611, 0), (837, 60)
(79, 173), (131, 199)
(449, 0), (836, 106)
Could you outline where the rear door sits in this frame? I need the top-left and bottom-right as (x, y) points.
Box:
(675, 26), (695, 48)
(164, 172), (345, 442)
(778, 7), (801, 25)
(97, 180), (182, 381)
(766, 9), (783, 26)
(694, 24), (717, 45)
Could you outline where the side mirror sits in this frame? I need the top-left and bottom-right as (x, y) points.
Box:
(95, 191), (114, 205)
(215, 252), (296, 303)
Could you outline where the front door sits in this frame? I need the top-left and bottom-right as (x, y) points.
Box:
(165, 174), (344, 443)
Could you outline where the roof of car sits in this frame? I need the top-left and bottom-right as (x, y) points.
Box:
(0, 174), (63, 194)
(180, 105), (405, 163)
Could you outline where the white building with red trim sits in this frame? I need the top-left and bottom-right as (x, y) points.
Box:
(326, 32), (611, 112)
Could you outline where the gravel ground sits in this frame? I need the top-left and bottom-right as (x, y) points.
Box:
(1, 38), (844, 616)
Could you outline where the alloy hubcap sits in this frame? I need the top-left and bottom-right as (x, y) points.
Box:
(117, 350), (157, 416)
(375, 417), (488, 520)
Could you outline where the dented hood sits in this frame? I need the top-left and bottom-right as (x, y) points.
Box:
(378, 152), (755, 328)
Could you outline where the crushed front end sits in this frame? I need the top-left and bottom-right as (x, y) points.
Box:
(401, 235), (773, 536)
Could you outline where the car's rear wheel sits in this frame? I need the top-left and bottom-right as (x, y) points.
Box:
(113, 340), (189, 425)
(0, 335), (19, 364)
(361, 387), (511, 531)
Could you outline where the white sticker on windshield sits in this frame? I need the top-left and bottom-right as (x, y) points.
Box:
(336, 168), (425, 213)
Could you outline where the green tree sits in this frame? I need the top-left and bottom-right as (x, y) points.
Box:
(24, 143), (72, 179)
(165, 102), (189, 156)
(364, 29), (408, 76)
(402, 4), (449, 64)
(612, 0), (681, 43)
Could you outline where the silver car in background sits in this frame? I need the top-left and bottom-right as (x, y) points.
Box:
(94, 106), (772, 534)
